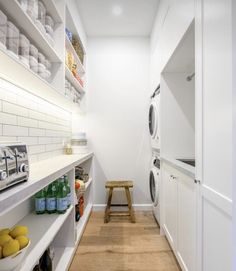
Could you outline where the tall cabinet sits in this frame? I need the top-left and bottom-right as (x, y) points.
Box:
(195, 0), (232, 270)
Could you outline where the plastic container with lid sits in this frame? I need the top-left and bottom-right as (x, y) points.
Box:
(27, 0), (38, 21)
(19, 34), (30, 67)
(0, 10), (7, 49)
(38, 52), (45, 64)
(38, 62), (46, 73)
(45, 59), (51, 70)
(30, 44), (38, 59)
(38, 1), (46, 25)
(6, 21), (20, 57)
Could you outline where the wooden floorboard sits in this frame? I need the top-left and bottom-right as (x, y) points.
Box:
(69, 211), (181, 271)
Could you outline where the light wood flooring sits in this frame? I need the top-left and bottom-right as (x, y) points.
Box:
(69, 211), (181, 271)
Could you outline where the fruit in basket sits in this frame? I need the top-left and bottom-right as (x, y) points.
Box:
(10, 226), (28, 238)
(0, 229), (10, 236)
(2, 239), (20, 258)
(0, 235), (12, 246)
(15, 236), (29, 250)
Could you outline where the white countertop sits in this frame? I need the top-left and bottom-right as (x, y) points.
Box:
(0, 152), (93, 215)
(161, 156), (195, 178)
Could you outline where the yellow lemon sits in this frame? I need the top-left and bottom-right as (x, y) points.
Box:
(0, 235), (12, 247)
(3, 239), (20, 258)
(15, 236), (29, 250)
(10, 226), (28, 238)
(0, 229), (10, 236)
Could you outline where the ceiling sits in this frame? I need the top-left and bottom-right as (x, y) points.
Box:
(76, 0), (160, 37)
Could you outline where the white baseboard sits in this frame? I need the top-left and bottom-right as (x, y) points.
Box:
(92, 204), (152, 211)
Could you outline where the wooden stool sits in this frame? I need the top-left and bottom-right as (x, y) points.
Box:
(104, 180), (135, 223)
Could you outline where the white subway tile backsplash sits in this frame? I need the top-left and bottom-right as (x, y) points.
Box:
(3, 125), (28, 136)
(18, 116), (38, 128)
(0, 112), (17, 125)
(0, 80), (73, 162)
(3, 101), (28, 117)
(29, 110), (45, 121)
(45, 144), (62, 152)
(29, 128), (45, 137)
(18, 137), (38, 146)
(28, 145), (45, 155)
(38, 137), (52, 144)
(0, 136), (17, 142)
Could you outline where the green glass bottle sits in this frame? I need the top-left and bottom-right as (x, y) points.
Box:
(56, 178), (67, 214)
(46, 182), (57, 214)
(35, 189), (46, 215)
(64, 175), (71, 208)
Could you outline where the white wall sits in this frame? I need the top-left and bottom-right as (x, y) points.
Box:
(87, 37), (151, 206)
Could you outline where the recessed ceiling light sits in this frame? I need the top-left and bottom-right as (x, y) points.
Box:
(112, 5), (123, 16)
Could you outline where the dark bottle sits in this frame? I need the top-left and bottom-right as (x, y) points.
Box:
(40, 248), (53, 271)
(35, 188), (46, 214)
(56, 178), (67, 214)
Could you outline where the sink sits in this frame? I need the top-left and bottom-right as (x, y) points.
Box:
(177, 159), (195, 167)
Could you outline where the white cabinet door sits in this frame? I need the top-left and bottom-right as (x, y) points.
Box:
(177, 171), (196, 271)
(162, 163), (178, 250)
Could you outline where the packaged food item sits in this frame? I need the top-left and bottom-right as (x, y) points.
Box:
(0, 10), (7, 49)
(6, 21), (19, 57)
(65, 28), (72, 41)
(66, 51), (74, 71)
(72, 36), (84, 64)
(19, 34), (30, 67)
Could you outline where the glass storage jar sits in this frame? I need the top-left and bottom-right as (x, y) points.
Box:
(19, 34), (30, 67)
(6, 21), (20, 57)
(27, 0), (38, 20)
(38, 1), (46, 25)
(0, 10), (7, 49)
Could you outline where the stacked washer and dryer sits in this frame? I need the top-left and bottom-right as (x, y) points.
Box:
(148, 85), (161, 225)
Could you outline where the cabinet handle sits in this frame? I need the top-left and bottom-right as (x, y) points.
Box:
(194, 179), (201, 184)
(170, 175), (177, 180)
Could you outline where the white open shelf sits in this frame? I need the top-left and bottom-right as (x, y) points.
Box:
(15, 206), (73, 271)
(76, 203), (92, 244)
(65, 66), (85, 96)
(65, 35), (85, 75)
(53, 204), (93, 271)
(85, 178), (93, 191)
(0, 153), (93, 216)
(0, 0), (62, 63)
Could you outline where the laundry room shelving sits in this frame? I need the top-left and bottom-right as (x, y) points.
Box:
(0, 0), (86, 112)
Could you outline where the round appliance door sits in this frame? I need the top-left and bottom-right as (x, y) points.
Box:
(148, 101), (158, 139)
(149, 168), (159, 207)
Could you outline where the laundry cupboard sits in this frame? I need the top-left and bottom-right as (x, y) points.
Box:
(162, 161), (196, 271)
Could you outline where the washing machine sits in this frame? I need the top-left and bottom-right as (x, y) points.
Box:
(149, 85), (160, 150)
(149, 151), (160, 224)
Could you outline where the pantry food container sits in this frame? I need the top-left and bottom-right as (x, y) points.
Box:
(0, 10), (7, 49)
(0, 241), (30, 271)
(27, 0), (38, 21)
(38, 52), (45, 64)
(19, 34), (30, 67)
(30, 44), (38, 59)
(6, 21), (19, 57)
(45, 59), (51, 70)
(38, 1), (46, 25)
(45, 15), (54, 38)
